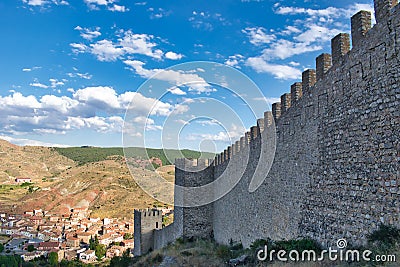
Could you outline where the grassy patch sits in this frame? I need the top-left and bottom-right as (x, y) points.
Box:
(54, 146), (215, 166)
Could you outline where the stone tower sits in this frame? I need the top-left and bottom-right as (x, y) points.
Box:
(133, 208), (162, 256)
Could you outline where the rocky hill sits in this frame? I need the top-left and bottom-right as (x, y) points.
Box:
(0, 139), (179, 218)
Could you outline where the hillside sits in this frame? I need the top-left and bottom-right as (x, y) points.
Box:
(0, 139), (212, 218)
(0, 139), (75, 182)
(17, 158), (164, 218)
(55, 146), (215, 166)
(0, 139), (76, 206)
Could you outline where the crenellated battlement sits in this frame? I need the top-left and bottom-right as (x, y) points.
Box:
(316, 53), (332, 81)
(351, 10), (372, 48)
(331, 33), (350, 65)
(290, 82), (303, 106)
(207, 0), (400, 170)
(135, 208), (162, 217)
(175, 158), (213, 170)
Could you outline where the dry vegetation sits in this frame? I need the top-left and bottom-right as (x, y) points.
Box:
(0, 139), (174, 218)
(133, 237), (400, 267)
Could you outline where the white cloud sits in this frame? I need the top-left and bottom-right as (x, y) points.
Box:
(0, 92), (41, 109)
(244, 3), (375, 79)
(108, 4), (128, 12)
(23, 0), (69, 7)
(246, 57), (301, 80)
(67, 70), (93, 80)
(242, 27), (276, 46)
(132, 116), (162, 131)
(74, 30), (177, 61)
(75, 26), (101, 40)
(119, 31), (163, 59)
(346, 4), (376, 23)
(77, 73), (92, 79)
(0, 136), (70, 147)
(275, 3), (375, 24)
(84, 0), (127, 12)
(252, 97), (281, 105)
(70, 43), (88, 54)
(0, 87), (177, 136)
(195, 119), (220, 126)
(167, 87), (186, 95)
(188, 11), (230, 31)
(52, 0), (69, 5)
(148, 7), (170, 19)
(23, 0), (48, 6)
(30, 82), (49, 89)
(73, 86), (120, 110)
(261, 39), (322, 60)
(120, 91), (174, 116)
(275, 6), (340, 17)
(295, 24), (341, 44)
(281, 26), (301, 35)
(224, 54), (244, 68)
(90, 40), (125, 61)
(123, 60), (157, 77)
(49, 78), (65, 88)
(187, 124), (245, 142)
(123, 60), (214, 94)
(84, 0), (111, 5)
(22, 66), (41, 72)
(165, 51), (183, 60)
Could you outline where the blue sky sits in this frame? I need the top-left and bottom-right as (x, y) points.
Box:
(0, 0), (375, 151)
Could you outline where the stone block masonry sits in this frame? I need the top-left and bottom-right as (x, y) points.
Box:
(134, 0), (400, 254)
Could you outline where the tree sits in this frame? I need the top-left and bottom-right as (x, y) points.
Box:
(95, 244), (106, 261)
(109, 250), (131, 267)
(48, 252), (58, 266)
(0, 243), (4, 253)
(89, 235), (99, 250)
(27, 244), (35, 252)
(123, 233), (133, 240)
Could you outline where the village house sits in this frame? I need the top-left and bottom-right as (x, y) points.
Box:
(21, 251), (46, 262)
(37, 241), (59, 251)
(0, 208), (136, 264)
(66, 236), (80, 248)
(98, 233), (112, 246)
(79, 249), (96, 262)
(64, 249), (79, 261)
(76, 232), (92, 244)
(121, 239), (134, 248)
(106, 246), (127, 258)
(15, 177), (32, 183)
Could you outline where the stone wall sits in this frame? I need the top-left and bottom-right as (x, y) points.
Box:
(143, 0), (400, 252)
(300, 1), (400, 247)
(133, 209), (162, 256)
(175, 158), (214, 239)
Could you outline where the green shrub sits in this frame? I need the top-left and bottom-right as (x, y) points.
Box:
(273, 238), (322, 253)
(216, 244), (231, 260)
(176, 237), (185, 245)
(250, 239), (269, 251)
(150, 253), (163, 264)
(368, 224), (400, 247)
(181, 250), (192, 256)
